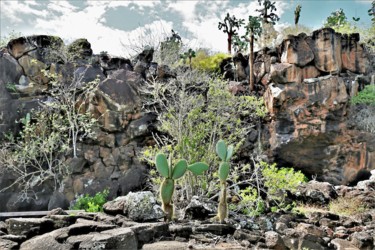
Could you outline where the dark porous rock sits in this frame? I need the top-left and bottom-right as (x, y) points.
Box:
(194, 223), (236, 236)
(6, 218), (54, 237)
(331, 238), (358, 250)
(295, 180), (338, 205)
(77, 227), (138, 250)
(265, 231), (286, 250)
(103, 196), (127, 215)
(48, 191), (69, 210)
(130, 222), (169, 246)
(46, 214), (77, 229)
(72, 64), (105, 88)
(234, 229), (262, 243)
(169, 224), (193, 239)
(0, 51), (23, 85)
(350, 231), (373, 249)
(118, 165), (147, 196)
(20, 228), (70, 250)
(47, 208), (68, 216)
(6, 192), (51, 212)
(0, 238), (18, 250)
(67, 219), (116, 235)
(67, 38), (93, 61)
(126, 113), (157, 140)
(134, 46), (154, 77)
(183, 196), (217, 220)
(298, 234), (326, 250)
(295, 223), (326, 238)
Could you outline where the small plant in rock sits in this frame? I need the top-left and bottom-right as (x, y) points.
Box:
(215, 139), (234, 223)
(351, 85), (375, 106)
(155, 153), (208, 222)
(71, 189), (109, 212)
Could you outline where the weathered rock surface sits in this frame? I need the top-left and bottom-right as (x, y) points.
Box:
(103, 191), (164, 222)
(264, 75), (375, 184)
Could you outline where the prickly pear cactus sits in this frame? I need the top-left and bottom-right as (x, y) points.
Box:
(155, 153), (209, 221)
(215, 140), (234, 223)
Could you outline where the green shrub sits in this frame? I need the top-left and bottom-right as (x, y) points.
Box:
(233, 161), (307, 216)
(191, 50), (231, 73)
(71, 189), (109, 212)
(351, 85), (375, 106)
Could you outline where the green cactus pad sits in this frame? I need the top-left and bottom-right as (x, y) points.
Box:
(172, 159), (187, 180)
(155, 153), (169, 178)
(226, 145), (234, 161)
(160, 178), (174, 204)
(188, 162), (209, 176)
(219, 162), (230, 181)
(216, 140), (227, 161)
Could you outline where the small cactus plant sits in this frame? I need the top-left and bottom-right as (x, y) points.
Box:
(216, 140), (234, 223)
(155, 153), (209, 222)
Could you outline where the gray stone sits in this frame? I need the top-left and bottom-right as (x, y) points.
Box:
(350, 231), (373, 249)
(6, 218), (54, 236)
(194, 223), (236, 236)
(123, 191), (164, 222)
(68, 219), (116, 235)
(130, 222), (169, 246)
(48, 191), (69, 210)
(20, 228), (71, 250)
(142, 241), (187, 250)
(183, 196), (217, 220)
(0, 238), (18, 250)
(78, 227), (137, 250)
(265, 231), (286, 250)
(331, 238), (358, 250)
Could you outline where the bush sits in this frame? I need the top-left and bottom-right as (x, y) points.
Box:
(141, 70), (267, 200)
(232, 161), (307, 216)
(71, 189), (109, 212)
(351, 85), (375, 106)
(191, 50), (231, 73)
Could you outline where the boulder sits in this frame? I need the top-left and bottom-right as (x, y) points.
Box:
(0, 51), (23, 85)
(296, 181), (338, 204)
(265, 231), (286, 250)
(308, 28), (342, 73)
(67, 38), (93, 62)
(341, 33), (370, 74)
(270, 63), (302, 84)
(6, 218), (54, 236)
(103, 191), (163, 222)
(183, 196), (216, 220)
(77, 228), (138, 250)
(281, 33), (314, 67)
(20, 228), (71, 250)
(18, 55), (49, 84)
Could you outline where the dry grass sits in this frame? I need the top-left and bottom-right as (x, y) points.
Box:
(328, 196), (367, 216)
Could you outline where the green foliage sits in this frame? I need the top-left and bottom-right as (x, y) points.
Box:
(218, 13), (245, 54)
(368, 1), (375, 24)
(141, 70), (267, 202)
(233, 161), (307, 216)
(244, 16), (262, 38)
(71, 189), (109, 212)
(351, 85), (375, 106)
(191, 50), (231, 73)
(294, 5), (302, 25)
(0, 30), (22, 47)
(159, 30), (182, 65)
(256, 0), (280, 24)
(155, 152), (208, 221)
(324, 8), (348, 28)
(5, 83), (18, 93)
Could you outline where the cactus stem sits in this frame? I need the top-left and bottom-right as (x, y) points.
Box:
(217, 180), (228, 224)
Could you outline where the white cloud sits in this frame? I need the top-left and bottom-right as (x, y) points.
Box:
(167, 0), (199, 22)
(0, 0), (49, 24)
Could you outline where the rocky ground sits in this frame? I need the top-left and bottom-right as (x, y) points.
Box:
(0, 173), (374, 250)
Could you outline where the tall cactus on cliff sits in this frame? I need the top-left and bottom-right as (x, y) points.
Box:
(215, 140), (234, 224)
(155, 153), (208, 222)
(218, 13), (245, 55)
(294, 5), (302, 26)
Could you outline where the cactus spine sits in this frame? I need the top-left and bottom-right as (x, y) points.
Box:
(216, 140), (234, 223)
(155, 153), (209, 222)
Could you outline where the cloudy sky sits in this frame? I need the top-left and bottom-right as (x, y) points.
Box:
(0, 0), (373, 56)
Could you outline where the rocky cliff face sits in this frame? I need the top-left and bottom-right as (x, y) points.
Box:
(0, 36), (162, 211)
(261, 28), (375, 185)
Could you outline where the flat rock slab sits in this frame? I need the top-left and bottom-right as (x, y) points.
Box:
(0, 238), (18, 249)
(6, 218), (54, 236)
(142, 241), (188, 250)
(194, 224), (236, 236)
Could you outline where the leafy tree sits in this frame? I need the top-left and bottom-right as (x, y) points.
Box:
(294, 4), (302, 26)
(244, 16), (262, 92)
(232, 35), (248, 53)
(256, 0), (280, 24)
(324, 8), (348, 28)
(369, 1), (375, 24)
(256, 0), (279, 47)
(160, 29), (183, 65)
(180, 48), (196, 70)
(218, 13), (245, 54)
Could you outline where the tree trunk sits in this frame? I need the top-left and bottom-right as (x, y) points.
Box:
(249, 34), (255, 92)
(227, 34), (232, 55)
